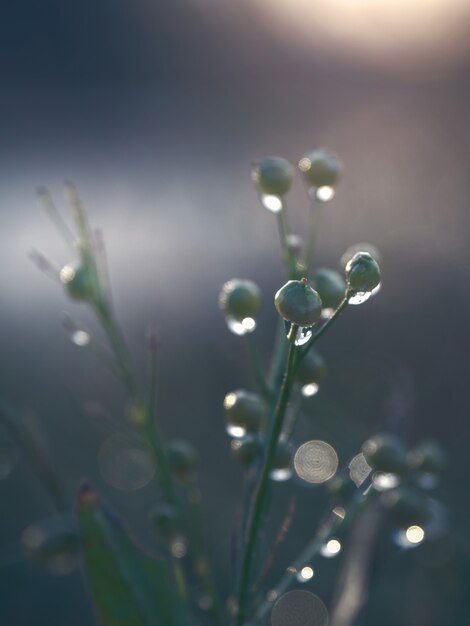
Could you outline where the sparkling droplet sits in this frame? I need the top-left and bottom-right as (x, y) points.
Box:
(297, 566), (315, 582)
(294, 440), (338, 484)
(226, 425), (247, 438)
(373, 472), (400, 491)
(315, 186), (335, 202)
(261, 194), (283, 213)
(349, 453), (372, 487)
(272, 590), (328, 626)
(294, 326), (313, 346)
(332, 506), (346, 520)
(348, 291), (372, 305)
(226, 316), (257, 336)
(270, 467), (293, 482)
(301, 383), (319, 397)
(320, 307), (334, 320)
(393, 525), (425, 548)
(71, 330), (90, 346)
(320, 538), (342, 558)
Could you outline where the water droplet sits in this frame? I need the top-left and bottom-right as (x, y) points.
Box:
(297, 566), (315, 582)
(315, 186), (335, 202)
(320, 538), (342, 558)
(226, 316), (257, 336)
(270, 467), (293, 482)
(320, 307), (334, 320)
(373, 472), (400, 491)
(272, 590), (328, 626)
(226, 425), (247, 438)
(294, 440), (338, 484)
(59, 264), (76, 283)
(301, 383), (319, 397)
(333, 506), (346, 519)
(348, 291), (372, 305)
(170, 536), (187, 558)
(71, 330), (90, 346)
(294, 326), (313, 346)
(98, 433), (155, 491)
(393, 525), (425, 549)
(349, 453), (372, 487)
(261, 194), (283, 213)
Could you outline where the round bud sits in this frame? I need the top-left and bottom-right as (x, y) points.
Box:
(149, 503), (179, 540)
(298, 148), (341, 188)
(345, 252), (381, 294)
(312, 268), (346, 310)
(165, 439), (198, 480)
(295, 350), (326, 386)
(362, 434), (407, 475)
(382, 487), (431, 527)
(224, 390), (266, 436)
(408, 440), (446, 475)
(60, 265), (93, 301)
(252, 157), (294, 196)
(326, 475), (356, 501)
(231, 434), (261, 467)
(21, 514), (80, 574)
(218, 279), (262, 321)
(275, 279), (322, 327)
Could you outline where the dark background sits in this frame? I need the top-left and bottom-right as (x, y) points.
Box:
(1, 1), (470, 624)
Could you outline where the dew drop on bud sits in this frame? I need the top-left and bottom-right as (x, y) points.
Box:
(290, 325), (313, 346)
(261, 194), (283, 213)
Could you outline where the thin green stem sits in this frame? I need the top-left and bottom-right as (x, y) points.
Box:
(276, 209), (297, 279)
(299, 297), (349, 361)
(236, 327), (299, 626)
(183, 477), (225, 626)
(252, 489), (378, 624)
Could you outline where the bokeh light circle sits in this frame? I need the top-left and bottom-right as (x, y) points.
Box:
(294, 440), (338, 484)
(271, 590), (328, 626)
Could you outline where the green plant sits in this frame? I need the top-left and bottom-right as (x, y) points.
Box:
(0, 150), (446, 626)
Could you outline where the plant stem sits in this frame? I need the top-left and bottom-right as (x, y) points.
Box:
(236, 327), (299, 626)
(299, 297), (349, 361)
(252, 489), (377, 624)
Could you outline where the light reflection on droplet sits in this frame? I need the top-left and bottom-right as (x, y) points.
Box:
(332, 506), (346, 520)
(226, 316), (257, 336)
(406, 525), (425, 544)
(320, 307), (334, 320)
(373, 472), (400, 491)
(294, 326), (313, 346)
(394, 525), (425, 548)
(271, 590), (328, 626)
(349, 453), (372, 487)
(226, 424), (247, 438)
(315, 186), (335, 202)
(98, 433), (155, 491)
(261, 194), (283, 213)
(270, 467), (293, 482)
(267, 589), (279, 603)
(59, 264), (76, 283)
(348, 291), (372, 305)
(170, 536), (187, 558)
(320, 538), (342, 558)
(297, 566), (315, 582)
(71, 330), (90, 346)
(301, 383), (319, 397)
(294, 440), (339, 484)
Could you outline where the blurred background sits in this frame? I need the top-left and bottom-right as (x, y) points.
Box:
(1, 1), (470, 624)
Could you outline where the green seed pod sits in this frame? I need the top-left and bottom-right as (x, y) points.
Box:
(218, 279), (262, 321)
(21, 513), (80, 574)
(326, 475), (356, 501)
(148, 503), (179, 540)
(275, 279), (322, 327)
(231, 434), (261, 467)
(382, 487), (431, 527)
(362, 434), (407, 475)
(165, 439), (198, 480)
(408, 440), (446, 475)
(312, 268), (346, 310)
(60, 264), (93, 301)
(345, 252), (381, 294)
(298, 148), (342, 188)
(295, 350), (326, 386)
(251, 156), (294, 196)
(224, 389), (266, 436)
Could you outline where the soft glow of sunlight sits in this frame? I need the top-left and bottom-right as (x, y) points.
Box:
(251, 0), (470, 72)
(406, 525), (425, 544)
